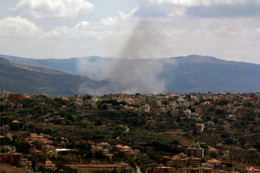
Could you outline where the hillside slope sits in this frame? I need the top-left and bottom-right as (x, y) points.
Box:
(0, 58), (99, 96)
(2, 55), (260, 94)
(163, 55), (260, 93)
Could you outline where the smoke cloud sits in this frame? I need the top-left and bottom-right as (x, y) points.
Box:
(77, 18), (175, 95)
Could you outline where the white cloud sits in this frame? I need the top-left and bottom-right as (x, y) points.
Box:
(167, 7), (186, 17)
(44, 21), (102, 41)
(74, 21), (89, 30)
(44, 26), (70, 38)
(44, 8), (138, 41)
(2, 4), (260, 64)
(156, 17), (260, 62)
(136, 0), (260, 18)
(14, 0), (94, 19)
(101, 16), (119, 26)
(101, 8), (138, 29)
(0, 16), (41, 38)
(150, 0), (260, 6)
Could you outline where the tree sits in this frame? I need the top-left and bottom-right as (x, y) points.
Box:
(14, 142), (31, 154)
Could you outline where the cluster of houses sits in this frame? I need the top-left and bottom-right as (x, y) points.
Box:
(2, 130), (258, 173)
(0, 131), (139, 172)
(153, 164), (260, 173)
(155, 151), (259, 173)
(0, 91), (259, 172)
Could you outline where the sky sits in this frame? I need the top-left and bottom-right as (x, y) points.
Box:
(1, 0), (260, 64)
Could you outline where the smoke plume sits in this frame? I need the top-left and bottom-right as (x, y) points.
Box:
(78, 18), (174, 95)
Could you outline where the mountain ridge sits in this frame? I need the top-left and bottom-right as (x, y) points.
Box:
(2, 54), (259, 66)
(0, 58), (100, 96)
(1, 54), (260, 95)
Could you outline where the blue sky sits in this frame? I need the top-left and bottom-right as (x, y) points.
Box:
(1, 0), (260, 64)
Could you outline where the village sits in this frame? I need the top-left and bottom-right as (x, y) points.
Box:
(0, 91), (259, 173)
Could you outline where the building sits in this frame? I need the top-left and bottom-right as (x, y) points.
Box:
(19, 158), (32, 168)
(185, 147), (204, 158)
(0, 153), (22, 165)
(154, 166), (173, 173)
(247, 148), (258, 155)
(0, 153), (10, 163)
(121, 163), (134, 173)
(45, 160), (56, 169)
(172, 157), (189, 168)
(195, 123), (205, 134)
(207, 159), (221, 169)
(10, 94), (21, 101)
(208, 147), (218, 156)
(201, 168), (213, 173)
(189, 157), (201, 168)
(143, 104), (150, 112)
(115, 144), (135, 155)
(245, 167), (259, 173)
(189, 168), (200, 173)
(171, 155), (201, 169)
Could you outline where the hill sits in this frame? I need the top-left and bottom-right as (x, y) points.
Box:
(1, 54), (260, 94)
(164, 55), (260, 93)
(0, 58), (100, 96)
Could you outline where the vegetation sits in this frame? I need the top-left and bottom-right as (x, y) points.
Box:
(1, 92), (260, 172)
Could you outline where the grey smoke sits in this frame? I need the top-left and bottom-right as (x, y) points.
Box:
(77, 18), (175, 95)
(118, 18), (167, 59)
(76, 57), (114, 79)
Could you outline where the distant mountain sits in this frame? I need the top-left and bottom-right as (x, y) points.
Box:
(0, 58), (100, 96)
(163, 55), (260, 93)
(1, 54), (260, 94)
(1, 55), (81, 74)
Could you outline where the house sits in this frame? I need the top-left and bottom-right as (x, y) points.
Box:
(245, 167), (259, 173)
(201, 168), (213, 173)
(12, 120), (20, 124)
(115, 144), (133, 154)
(103, 149), (109, 155)
(247, 148), (258, 155)
(115, 144), (123, 149)
(0, 153), (22, 165)
(171, 154), (189, 168)
(207, 159), (221, 169)
(91, 145), (104, 154)
(185, 147), (205, 158)
(208, 147), (218, 155)
(30, 148), (42, 155)
(0, 145), (16, 153)
(75, 98), (84, 105)
(97, 142), (111, 149)
(143, 104), (150, 112)
(19, 158), (32, 168)
(10, 94), (21, 101)
(45, 160), (56, 169)
(41, 93), (48, 97)
(153, 166), (173, 173)
(223, 150), (229, 158)
(122, 145), (131, 152)
(189, 157), (201, 168)
(195, 123), (205, 134)
(189, 168), (200, 173)
(202, 101), (211, 105)
(11, 153), (22, 165)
